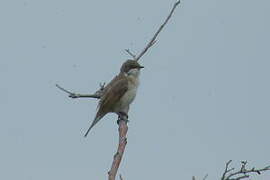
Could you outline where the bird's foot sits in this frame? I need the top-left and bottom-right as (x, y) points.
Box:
(117, 112), (129, 124)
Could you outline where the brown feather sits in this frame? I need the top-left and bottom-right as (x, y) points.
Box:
(97, 74), (128, 117)
(84, 74), (128, 137)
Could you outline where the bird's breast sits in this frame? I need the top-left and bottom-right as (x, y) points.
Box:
(115, 76), (139, 111)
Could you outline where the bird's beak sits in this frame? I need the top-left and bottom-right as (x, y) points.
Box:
(139, 65), (144, 69)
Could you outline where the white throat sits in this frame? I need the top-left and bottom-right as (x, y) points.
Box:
(126, 68), (140, 78)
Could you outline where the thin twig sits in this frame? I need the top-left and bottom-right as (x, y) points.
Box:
(135, 0), (181, 61)
(221, 160), (233, 180)
(55, 84), (103, 99)
(56, 84), (74, 94)
(125, 49), (136, 59)
(227, 166), (270, 179)
(221, 160), (270, 180)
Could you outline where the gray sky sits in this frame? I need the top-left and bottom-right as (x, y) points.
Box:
(1, 0), (270, 179)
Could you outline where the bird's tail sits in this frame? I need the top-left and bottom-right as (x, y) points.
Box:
(84, 114), (104, 137)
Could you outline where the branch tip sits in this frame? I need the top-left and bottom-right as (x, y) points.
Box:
(175, 0), (181, 6)
(135, 0), (181, 61)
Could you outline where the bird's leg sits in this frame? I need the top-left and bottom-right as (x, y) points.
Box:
(117, 112), (129, 124)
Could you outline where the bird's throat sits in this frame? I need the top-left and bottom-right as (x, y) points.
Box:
(126, 69), (140, 78)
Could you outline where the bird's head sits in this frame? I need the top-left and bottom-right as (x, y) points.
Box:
(120, 60), (144, 76)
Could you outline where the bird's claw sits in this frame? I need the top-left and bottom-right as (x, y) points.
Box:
(117, 119), (129, 125)
(117, 112), (129, 124)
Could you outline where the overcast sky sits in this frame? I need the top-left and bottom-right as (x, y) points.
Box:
(1, 0), (270, 179)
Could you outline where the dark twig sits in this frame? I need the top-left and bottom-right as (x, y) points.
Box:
(135, 0), (181, 61)
(221, 160), (233, 180)
(108, 115), (128, 180)
(221, 160), (270, 180)
(55, 83), (104, 99)
(125, 49), (136, 59)
(56, 84), (74, 94)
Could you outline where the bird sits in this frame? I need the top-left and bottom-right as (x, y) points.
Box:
(84, 60), (144, 137)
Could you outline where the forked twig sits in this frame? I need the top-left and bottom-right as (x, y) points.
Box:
(124, 49), (136, 59)
(221, 160), (270, 180)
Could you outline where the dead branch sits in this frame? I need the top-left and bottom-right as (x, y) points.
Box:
(221, 160), (270, 180)
(108, 116), (128, 180)
(55, 83), (105, 99)
(135, 0), (181, 61)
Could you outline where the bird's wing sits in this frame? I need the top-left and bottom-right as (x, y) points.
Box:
(102, 75), (121, 94)
(84, 75), (128, 137)
(98, 75), (128, 115)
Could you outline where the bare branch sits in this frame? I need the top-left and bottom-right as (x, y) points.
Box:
(221, 160), (233, 180)
(108, 115), (129, 180)
(135, 0), (181, 61)
(234, 174), (249, 180)
(221, 160), (270, 180)
(124, 49), (136, 59)
(55, 83), (104, 99)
